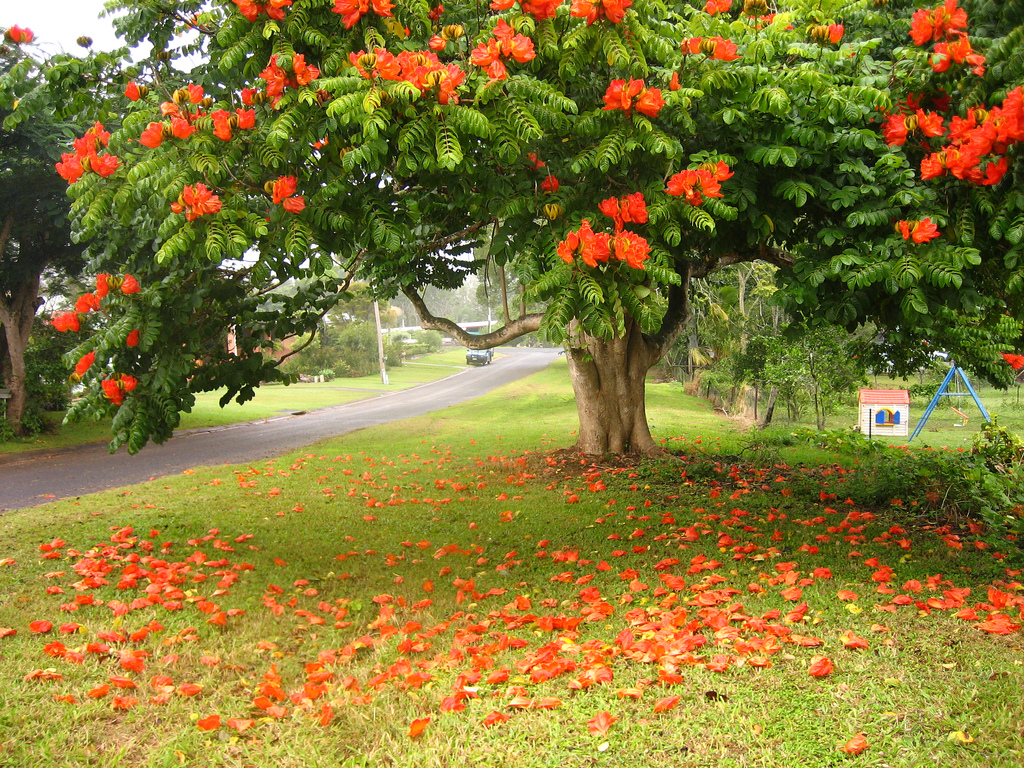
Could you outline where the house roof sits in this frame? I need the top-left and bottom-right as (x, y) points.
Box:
(859, 389), (910, 405)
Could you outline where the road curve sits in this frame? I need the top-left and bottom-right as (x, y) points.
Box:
(0, 347), (561, 512)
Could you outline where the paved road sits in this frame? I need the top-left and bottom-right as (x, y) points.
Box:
(0, 347), (561, 512)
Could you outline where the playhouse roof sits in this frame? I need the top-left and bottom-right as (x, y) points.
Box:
(858, 389), (910, 405)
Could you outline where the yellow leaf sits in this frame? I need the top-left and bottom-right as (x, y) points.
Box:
(846, 604), (863, 614)
(947, 731), (974, 743)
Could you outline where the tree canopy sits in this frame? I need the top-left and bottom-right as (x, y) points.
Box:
(42, 0), (1024, 454)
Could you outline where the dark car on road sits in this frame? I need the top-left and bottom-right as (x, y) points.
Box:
(466, 348), (494, 366)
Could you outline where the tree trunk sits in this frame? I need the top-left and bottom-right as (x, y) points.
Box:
(565, 320), (661, 457)
(0, 273), (41, 436)
(757, 386), (778, 428)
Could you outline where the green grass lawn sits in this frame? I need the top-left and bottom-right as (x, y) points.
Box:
(0, 351), (470, 456)
(1, 360), (1021, 767)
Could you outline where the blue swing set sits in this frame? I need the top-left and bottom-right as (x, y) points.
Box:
(908, 364), (990, 442)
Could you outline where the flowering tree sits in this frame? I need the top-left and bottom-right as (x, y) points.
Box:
(50, 0), (1024, 454)
(0, 27), (119, 435)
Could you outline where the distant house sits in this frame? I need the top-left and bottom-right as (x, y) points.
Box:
(858, 389), (910, 437)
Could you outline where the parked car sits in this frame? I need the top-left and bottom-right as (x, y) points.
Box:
(466, 348), (494, 366)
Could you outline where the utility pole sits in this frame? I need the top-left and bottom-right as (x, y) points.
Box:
(373, 299), (389, 386)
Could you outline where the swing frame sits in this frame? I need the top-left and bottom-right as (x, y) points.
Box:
(908, 365), (990, 441)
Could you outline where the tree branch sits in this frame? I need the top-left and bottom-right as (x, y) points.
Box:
(403, 287), (543, 348)
(691, 245), (796, 278)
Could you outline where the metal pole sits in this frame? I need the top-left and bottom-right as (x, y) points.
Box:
(373, 300), (389, 386)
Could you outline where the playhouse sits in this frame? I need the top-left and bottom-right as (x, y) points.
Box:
(858, 389), (910, 437)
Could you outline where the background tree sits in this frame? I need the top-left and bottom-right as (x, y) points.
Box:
(0, 30), (89, 435)
(53, 0), (1024, 455)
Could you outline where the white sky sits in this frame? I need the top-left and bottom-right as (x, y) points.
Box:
(2, 0), (124, 54)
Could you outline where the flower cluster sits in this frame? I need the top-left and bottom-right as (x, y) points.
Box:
(682, 36), (741, 61)
(599, 193), (651, 269)
(269, 176), (305, 213)
(348, 49), (465, 105)
(124, 82), (150, 101)
(55, 123), (120, 184)
(557, 220), (610, 267)
(230, 0), (292, 22)
(910, 0), (967, 46)
(896, 218), (940, 243)
(557, 218), (650, 271)
(52, 275), (140, 334)
(490, 0), (563, 20)
(102, 375), (138, 406)
(470, 20), (535, 81)
(332, 0), (394, 29)
(666, 161), (733, 206)
(705, 0), (730, 14)
(211, 108), (257, 142)
(171, 184), (222, 221)
(602, 79), (664, 118)
(598, 193), (647, 232)
(881, 108), (946, 146)
(919, 88), (1023, 186)
(1001, 353), (1024, 370)
(258, 55), (321, 107)
(4, 25), (34, 43)
(138, 85), (215, 148)
(569, 0), (632, 26)
(910, 0), (984, 76)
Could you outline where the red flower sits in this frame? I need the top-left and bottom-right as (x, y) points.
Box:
(126, 330), (141, 348)
(96, 274), (110, 298)
(599, 193), (647, 231)
(52, 312), (81, 333)
(124, 82), (143, 101)
(55, 154), (84, 184)
(75, 293), (101, 313)
(910, 0), (968, 46)
(704, 0), (730, 14)
(139, 123), (164, 148)
(666, 163), (731, 206)
(808, 655), (834, 677)
(471, 20), (535, 80)
(611, 231), (650, 269)
(292, 54), (320, 86)
(897, 218), (940, 243)
(332, 0), (394, 29)
(282, 196), (306, 213)
(171, 118), (195, 140)
(91, 155), (120, 178)
(520, 0), (562, 20)
(827, 24), (844, 44)
(841, 734), (868, 755)
(541, 175), (559, 194)
(174, 184), (222, 221)
(570, 0), (632, 26)
(212, 110), (233, 141)
(683, 36), (740, 61)
(1001, 353), (1024, 370)
(603, 79), (663, 117)
(5, 25), (34, 44)
(121, 275), (141, 294)
(557, 220), (611, 267)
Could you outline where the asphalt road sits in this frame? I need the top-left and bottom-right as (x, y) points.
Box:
(0, 347), (561, 512)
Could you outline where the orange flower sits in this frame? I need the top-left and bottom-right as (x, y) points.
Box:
(896, 218), (940, 243)
(653, 695), (680, 712)
(587, 710), (617, 736)
(808, 655), (834, 677)
(75, 352), (96, 377)
(126, 329), (140, 347)
(196, 714), (221, 731)
(333, 0), (394, 29)
(841, 733), (869, 755)
(557, 220), (611, 267)
(121, 274), (141, 294)
(408, 716), (430, 738)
